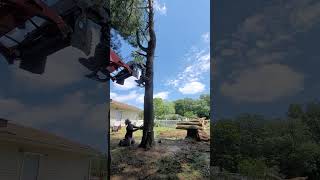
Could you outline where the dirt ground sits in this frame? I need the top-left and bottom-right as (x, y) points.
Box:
(110, 126), (210, 180)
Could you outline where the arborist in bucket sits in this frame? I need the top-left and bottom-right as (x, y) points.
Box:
(119, 119), (143, 146)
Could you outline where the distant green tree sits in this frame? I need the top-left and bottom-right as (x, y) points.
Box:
(163, 101), (175, 117)
(154, 98), (175, 119)
(287, 103), (304, 119)
(236, 114), (265, 158)
(238, 158), (267, 177)
(283, 142), (320, 178)
(194, 94), (210, 119)
(211, 104), (320, 178)
(184, 111), (197, 119)
(163, 114), (183, 120)
(174, 98), (196, 116)
(212, 120), (241, 172)
(199, 94), (210, 105)
(304, 102), (320, 143)
(154, 98), (165, 119)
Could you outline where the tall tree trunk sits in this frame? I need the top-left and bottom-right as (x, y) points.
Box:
(139, 0), (156, 149)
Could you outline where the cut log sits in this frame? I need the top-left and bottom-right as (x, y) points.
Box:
(176, 122), (203, 126)
(198, 130), (209, 141)
(189, 120), (202, 122)
(176, 125), (203, 130)
(176, 119), (209, 141)
(185, 129), (209, 141)
(189, 118), (206, 122)
(188, 120), (205, 126)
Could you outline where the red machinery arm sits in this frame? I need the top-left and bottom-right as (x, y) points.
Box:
(109, 49), (132, 75)
(0, 0), (70, 37)
(0, 0), (143, 85)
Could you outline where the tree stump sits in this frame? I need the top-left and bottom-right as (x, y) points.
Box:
(176, 119), (209, 141)
(186, 129), (199, 140)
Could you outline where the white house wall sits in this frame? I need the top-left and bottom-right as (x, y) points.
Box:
(0, 143), (23, 180)
(110, 108), (140, 121)
(0, 141), (91, 180)
(38, 151), (90, 180)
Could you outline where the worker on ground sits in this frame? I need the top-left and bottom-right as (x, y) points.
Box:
(119, 119), (143, 146)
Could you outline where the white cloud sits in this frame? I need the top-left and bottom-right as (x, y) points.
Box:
(179, 81), (205, 95)
(167, 36), (210, 95)
(198, 52), (210, 72)
(0, 91), (90, 127)
(201, 32), (210, 43)
(110, 91), (144, 104)
(9, 26), (101, 90)
(110, 92), (117, 99)
(0, 91), (112, 146)
(291, 1), (320, 32)
(83, 103), (108, 131)
(154, 91), (169, 99)
(137, 94), (144, 104)
(11, 47), (87, 89)
(111, 90), (169, 104)
(0, 98), (25, 116)
(167, 79), (179, 87)
(113, 76), (138, 90)
(154, 0), (167, 15)
(214, 0), (320, 103)
(240, 14), (266, 35)
(220, 64), (304, 102)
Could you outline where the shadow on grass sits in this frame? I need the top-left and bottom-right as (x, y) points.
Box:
(110, 128), (210, 180)
(110, 143), (182, 179)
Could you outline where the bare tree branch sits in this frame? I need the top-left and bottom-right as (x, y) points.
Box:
(125, 0), (135, 23)
(139, 26), (149, 43)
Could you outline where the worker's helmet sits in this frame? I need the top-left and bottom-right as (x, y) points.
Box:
(125, 119), (131, 125)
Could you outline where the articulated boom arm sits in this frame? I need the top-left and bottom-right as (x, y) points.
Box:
(0, 0), (145, 86)
(0, 0), (70, 65)
(0, 0), (70, 37)
(109, 50), (146, 86)
(79, 48), (146, 86)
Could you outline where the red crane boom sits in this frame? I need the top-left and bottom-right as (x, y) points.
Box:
(0, 0), (145, 86)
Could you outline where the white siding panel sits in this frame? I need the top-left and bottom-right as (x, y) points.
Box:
(0, 144), (21, 180)
(0, 142), (90, 180)
(110, 107), (140, 122)
(40, 153), (90, 180)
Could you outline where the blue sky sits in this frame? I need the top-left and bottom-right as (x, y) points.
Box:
(213, 0), (320, 118)
(111, 0), (210, 109)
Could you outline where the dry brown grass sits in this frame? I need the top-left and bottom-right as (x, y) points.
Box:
(110, 127), (210, 180)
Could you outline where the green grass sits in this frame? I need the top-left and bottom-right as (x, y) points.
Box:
(154, 126), (176, 136)
(111, 126), (179, 140)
